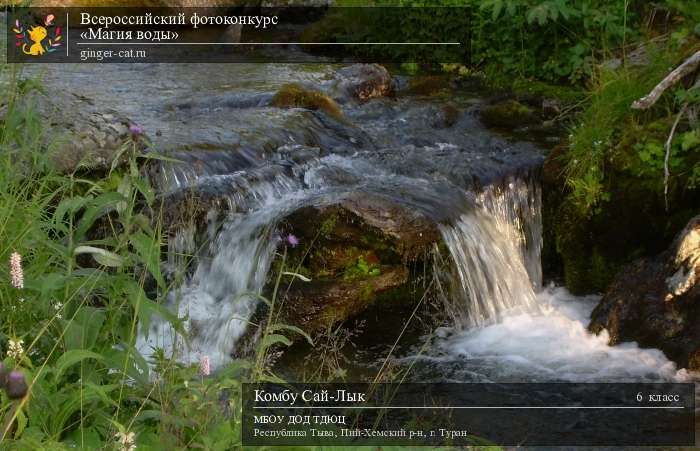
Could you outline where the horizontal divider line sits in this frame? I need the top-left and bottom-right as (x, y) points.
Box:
(253, 405), (685, 409)
(74, 42), (462, 45)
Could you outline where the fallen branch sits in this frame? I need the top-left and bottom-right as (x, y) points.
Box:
(631, 50), (700, 110)
(663, 104), (686, 212)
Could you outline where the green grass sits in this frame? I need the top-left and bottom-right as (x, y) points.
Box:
(562, 42), (696, 214)
(0, 64), (249, 450)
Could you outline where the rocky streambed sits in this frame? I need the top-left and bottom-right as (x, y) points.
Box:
(6, 57), (698, 383)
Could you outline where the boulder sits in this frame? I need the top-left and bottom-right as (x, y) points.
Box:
(1, 90), (145, 173)
(588, 214), (700, 370)
(270, 83), (344, 120)
(480, 99), (538, 129)
(269, 193), (440, 335)
(282, 265), (409, 335)
(331, 64), (394, 103)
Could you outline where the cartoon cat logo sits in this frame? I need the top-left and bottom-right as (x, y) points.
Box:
(14, 14), (62, 57)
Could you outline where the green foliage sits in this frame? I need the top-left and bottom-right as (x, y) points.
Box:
(472, 0), (636, 83)
(561, 43), (689, 214)
(0, 68), (305, 450)
(343, 256), (381, 280)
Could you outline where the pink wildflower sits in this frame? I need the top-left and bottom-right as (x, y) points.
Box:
(200, 355), (211, 376)
(286, 234), (300, 247)
(9, 252), (23, 289)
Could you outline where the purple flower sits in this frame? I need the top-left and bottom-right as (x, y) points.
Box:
(128, 124), (144, 136)
(6, 370), (27, 399)
(286, 234), (300, 247)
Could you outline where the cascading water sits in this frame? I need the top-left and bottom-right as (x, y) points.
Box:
(477, 175), (543, 289)
(137, 170), (304, 369)
(138, 150), (466, 370)
(438, 175), (542, 329)
(414, 173), (689, 383)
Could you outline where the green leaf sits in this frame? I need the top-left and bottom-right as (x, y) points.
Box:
(54, 350), (106, 381)
(269, 324), (313, 346)
(681, 130), (700, 151)
(74, 192), (126, 240)
(53, 196), (88, 233)
(130, 230), (165, 288)
(142, 152), (184, 164)
(74, 245), (125, 267)
(104, 346), (150, 386)
(281, 271), (311, 282)
(64, 307), (105, 350)
(14, 406), (27, 438)
(132, 176), (155, 206)
(126, 282), (184, 339)
(261, 333), (292, 350)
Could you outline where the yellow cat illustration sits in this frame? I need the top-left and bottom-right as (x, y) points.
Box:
(23, 26), (48, 56)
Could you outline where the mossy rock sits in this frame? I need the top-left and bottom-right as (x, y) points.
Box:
(264, 193), (440, 338)
(550, 167), (699, 294)
(407, 75), (451, 96)
(271, 83), (343, 121)
(480, 100), (537, 129)
(281, 265), (409, 335)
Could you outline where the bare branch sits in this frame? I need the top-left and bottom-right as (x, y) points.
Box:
(631, 50), (700, 110)
(663, 104), (686, 212)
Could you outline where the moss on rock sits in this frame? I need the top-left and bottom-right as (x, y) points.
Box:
(271, 83), (343, 121)
(480, 99), (537, 129)
(407, 75), (451, 96)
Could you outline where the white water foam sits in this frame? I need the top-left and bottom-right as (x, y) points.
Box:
(413, 285), (691, 383)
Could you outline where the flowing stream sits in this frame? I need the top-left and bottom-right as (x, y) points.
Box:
(24, 60), (692, 383)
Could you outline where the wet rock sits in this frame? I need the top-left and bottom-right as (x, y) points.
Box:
(541, 98), (562, 117)
(331, 64), (394, 103)
(270, 193), (439, 335)
(338, 193), (441, 260)
(284, 192), (440, 266)
(282, 265), (409, 335)
(406, 75), (452, 96)
(480, 99), (538, 129)
(588, 215), (700, 370)
(0, 90), (144, 173)
(271, 83), (344, 120)
(432, 104), (460, 129)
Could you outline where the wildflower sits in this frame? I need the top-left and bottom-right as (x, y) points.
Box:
(286, 234), (300, 248)
(9, 252), (23, 289)
(6, 370), (28, 399)
(115, 431), (136, 451)
(200, 355), (211, 376)
(7, 339), (24, 360)
(128, 124), (144, 136)
(54, 301), (63, 319)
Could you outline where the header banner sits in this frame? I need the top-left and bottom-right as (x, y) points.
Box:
(6, 7), (471, 63)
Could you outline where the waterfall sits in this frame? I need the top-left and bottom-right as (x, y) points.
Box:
(438, 175), (542, 329)
(137, 171), (304, 370)
(139, 151), (544, 369)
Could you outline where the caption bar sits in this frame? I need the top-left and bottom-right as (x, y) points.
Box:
(242, 383), (696, 446)
(5, 7), (471, 63)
